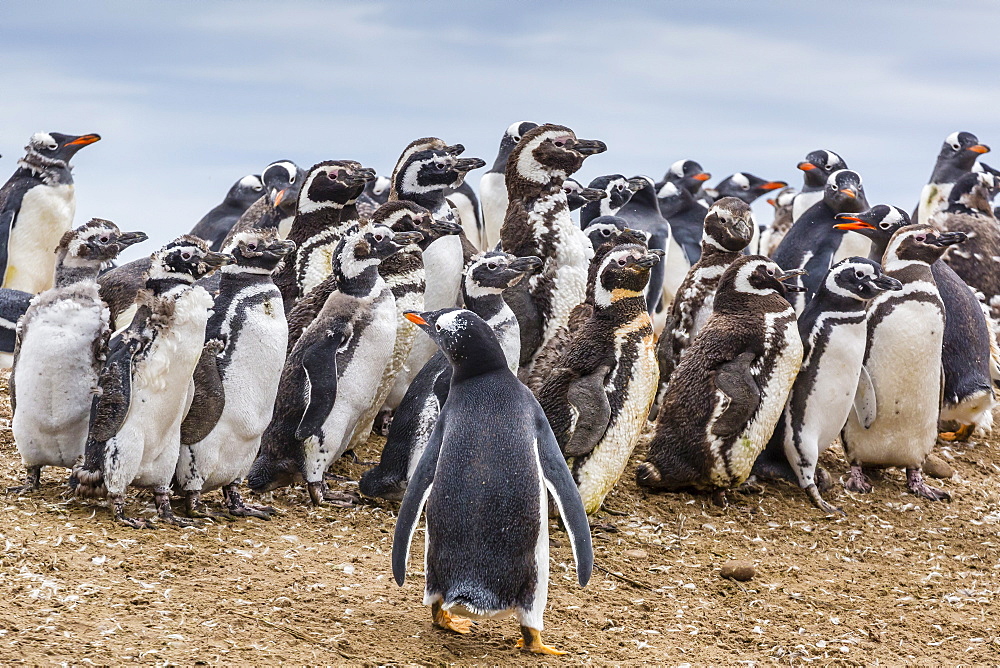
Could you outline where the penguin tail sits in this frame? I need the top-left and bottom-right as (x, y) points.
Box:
(635, 461), (666, 490)
(69, 455), (107, 499)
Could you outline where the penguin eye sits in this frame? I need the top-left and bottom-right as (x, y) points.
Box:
(828, 183), (837, 190)
(880, 222), (890, 229)
(855, 270), (865, 279)
(616, 184), (625, 191)
(289, 175), (296, 184)
(435, 323), (443, 332)
(374, 233), (385, 243)
(766, 268), (776, 277)
(601, 229), (612, 237)
(825, 164), (834, 171)
(952, 143), (962, 151)
(741, 183), (750, 190)
(513, 135), (521, 142)
(435, 163), (446, 170)
(47, 143), (59, 151)
(915, 234), (927, 242)
(252, 185), (263, 192)
(486, 262), (498, 271)
(181, 252), (192, 261)
(247, 243), (258, 251)
(617, 258), (628, 267)
(99, 235), (110, 243)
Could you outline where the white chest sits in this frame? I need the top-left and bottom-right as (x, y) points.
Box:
(6, 184), (76, 293)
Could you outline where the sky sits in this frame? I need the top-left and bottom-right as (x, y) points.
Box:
(2, 0), (999, 261)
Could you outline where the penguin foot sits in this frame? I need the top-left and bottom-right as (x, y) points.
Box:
(6, 467), (41, 495)
(307, 481), (358, 507)
(517, 626), (567, 655)
(805, 484), (845, 516)
(322, 472), (354, 482)
(182, 491), (235, 522)
(735, 477), (763, 495)
(112, 495), (158, 529)
(432, 602), (473, 634)
(711, 490), (728, 507)
(374, 409), (393, 436)
(815, 467), (833, 492)
(223, 485), (275, 520)
(154, 490), (198, 527)
(842, 465), (873, 494)
(939, 423), (974, 442)
(906, 468), (951, 502)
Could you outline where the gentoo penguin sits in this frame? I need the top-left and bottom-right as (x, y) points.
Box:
(752, 258), (901, 514)
(443, 181), (482, 249)
(840, 225), (967, 500)
(261, 160), (306, 239)
(537, 244), (662, 514)
(189, 174), (264, 251)
(0, 132), (101, 294)
(772, 169), (869, 311)
(792, 150), (848, 222)
(562, 177), (606, 213)
(657, 159), (711, 196)
(637, 256), (805, 504)
(761, 187), (798, 257)
(499, 124), (605, 372)
(174, 229), (294, 518)
(360, 252), (540, 501)
(652, 181), (698, 308)
(706, 173), (787, 205)
(917, 131), (990, 226)
(933, 172), (1000, 317)
(8, 220), (146, 493)
(612, 176), (671, 316)
(246, 225), (415, 505)
(656, 198), (754, 390)
(356, 174), (391, 220)
(70, 236), (229, 527)
(834, 206), (996, 442)
(391, 308), (592, 656)
(578, 175), (644, 228)
(0, 287), (32, 368)
(480, 121), (539, 251)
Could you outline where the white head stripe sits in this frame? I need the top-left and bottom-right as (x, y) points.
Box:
(946, 131), (961, 146)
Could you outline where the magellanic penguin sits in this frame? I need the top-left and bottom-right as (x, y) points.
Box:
(579, 175), (644, 228)
(917, 131), (990, 226)
(761, 187), (798, 257)
(637, 256), (805, 505)
(792, 150), (848, 222)
(0, 132), (101, 294)
(840, 225), (967, 501)
(834, 206), (997, 442)
(261, 160), (306, 239)
(752, 258), (901, 514)
(356, 174), (391, 220)
(189, 174), (264, 251)
(480, 121), (539, 251)
(443, 180), (483, 250)
(561, 177), (606, 214)
(360, 251), (540, 501)
(174, 229), (294, 519)
(70, 236), (230, 527)
(391, 308), (593, 656)
(8, 220), (146, 493)
(245, 225), (416, 505)
(772, 169), (869, 312)
(499, 124), (606, 372)
(537, 244), (663, 514)
(656, 198), (755, 393)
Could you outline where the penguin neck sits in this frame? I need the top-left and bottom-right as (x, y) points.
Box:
(579, 199), (601, 227)
(447, 343), (508, 382)
(146, 276), (195, 296)
(341, 200), (360, 225)
(866, 236), (892, 263)
(699, 237), (744, 262)
(809, 286), (867, 315)
(462, 287), (507, 323)
(218, 265), (277, 289)
(53, 257), (101, 288)
(288, 206), (346, 245)
(338, 262), (383, 298)
(17, 152), (73, 186)
(397, 189), (447, 214)
(595, 291), (647, 320)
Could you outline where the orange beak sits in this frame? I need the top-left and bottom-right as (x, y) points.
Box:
(66, 134), (101, 146)
(969, 144), (990, 154)
(797, 161), (816, 171)
(833, 216), (874, 231)
(766, 198), (777, 207)
(693, 172), (711, 181)
(839, 189), (857, 199)
(274, 188), (287, 207)
(760, 181), (786, 191)
(404, 312), (428, 326)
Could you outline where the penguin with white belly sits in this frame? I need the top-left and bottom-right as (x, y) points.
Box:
(792, 150), (848, 223)
(174, 229), (294, 519)
(917, 131), (989, 226)
(840, 225), (967, 500)
(480, 121), (538, 250)
(9, 220), (147, 492)
(638, 256), (805, 505)
(70, 236), (230, 527)
(392, 308), (592, 656)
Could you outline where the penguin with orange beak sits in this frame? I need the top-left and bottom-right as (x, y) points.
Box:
(916, 131), (990, 226)
(792, 149), (848, 222)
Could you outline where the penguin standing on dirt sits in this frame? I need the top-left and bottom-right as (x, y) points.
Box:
(657, 198), (755, 390)
(8, 220), (147, 492)
(392, 308), (592, 656)
(360, 251), (540, 500)
(480, 121), (538, 250)
(189, 174), (264, 251)
(792, 150), (848, 222)
(174, 229), (294, 519)
(840, 225), (967, 500)
(246, 225), (417, 505)
(0, 131), (101, 294)
(638, 256), (805, 505)
(71, 236), (230, 527)
(752, 258), (901, 514)
(917, 131), (990, 226)
(537, 244), (663, 514)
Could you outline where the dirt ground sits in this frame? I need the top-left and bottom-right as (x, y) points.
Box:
(0, 378), (998, 666)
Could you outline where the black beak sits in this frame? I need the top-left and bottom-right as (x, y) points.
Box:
(455, 157), (486, 173)
(930, 231), (967, 247)
(777, 267), (807, 292)
(579, 186), (607, 202)
(573, 139), (607, 156)
(630, 250), (664, 268)
(870, 274), (902, 291)
(116, 231), (148, 249)
(204, 251), (232, 268)
(444, 144), (465, 156)
(267, 239), (297, 257)
(510, 255), (543, 273)
(431, 220), (463, 236)
(393, 231), (424, 246)
(627, 177), (647, 192)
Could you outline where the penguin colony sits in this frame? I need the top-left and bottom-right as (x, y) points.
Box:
(3, 126), (1000, 655)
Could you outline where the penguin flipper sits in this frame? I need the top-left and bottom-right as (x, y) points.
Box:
(534, 410), (594, 586)
(88, 333), (140, 447)
(563, 365), (612, 458)
(711, 352), (760, 437)
(0, 205), (15, 283)
(294, 330), (344, 442)
(179, 339), (227, 445)
(852, 365), (877, 429)
(391, 419), (444, 586)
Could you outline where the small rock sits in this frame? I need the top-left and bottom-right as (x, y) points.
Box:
(720, 560), (755, 582)
(548, 539), (562, 548)
(923, 455), (954, 479)
(624, 549), (647, 559)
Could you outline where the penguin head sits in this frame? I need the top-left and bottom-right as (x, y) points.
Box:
(373, 200), (455, 248)
(364, 174), (392, 203)
(703, 197), (754, 252)
(587, 174), (643, 213)
(227, 229), (295, 273)
(718, 256), (806, 308)
(404, 308), (507, 374)
(593, 245), (663, 306)
(26, 131), (101, 164)
(226, 174), (265, 208)
(149, 235), (231, 284)
(262, 160), (305, 215)
(713, 173), (787, 204)
(464, 250), (541, 298)
(936, 131), (990, 173)
(491, 121), (539, 172)
(297, 160), (375, 215)
(506, 124), (606, 191)
(824, 257), (902, 302)
(563, 178), (606, 211)
(885, 224), (967, 266)
(662, 159), (712, 195)
(945, 171), (997, 216)
(57, 218), (148, 267)
(339, 225), (420, 279)
(823, 170), (868, 214)
(395, 148), (486, 196)
(798, 149), (847, 188)
(834, 205), (910, 245)
(767, 186), (799, 210)
(584, 215), (640, 250)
